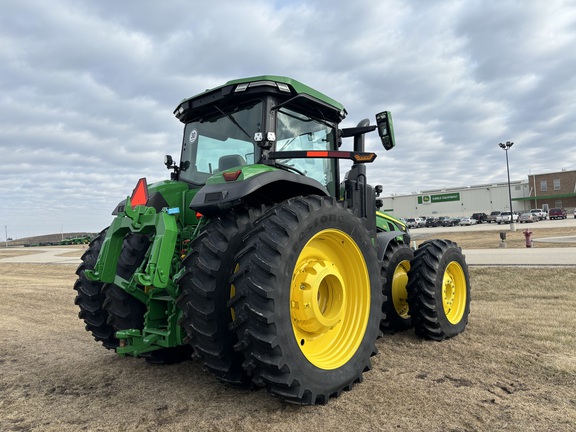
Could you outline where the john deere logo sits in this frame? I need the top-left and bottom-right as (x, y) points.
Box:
(418, 195), (432, 205)
(418, 193), (460, 205)
(189, 129), (198, 143)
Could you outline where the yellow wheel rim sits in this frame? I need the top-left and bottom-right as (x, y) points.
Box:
(230, 264), (239, 321)
(442, 261), (467, 324)
(290, 229), (370, 370)
(392, 260), (410, 318)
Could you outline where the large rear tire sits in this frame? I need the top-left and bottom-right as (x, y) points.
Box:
(380, 240), (414, 333)
(177, 205), (267, 385)
(230, 196), (383, 405)
(74, 229), (118, 349)
(407, 239), (470, 340)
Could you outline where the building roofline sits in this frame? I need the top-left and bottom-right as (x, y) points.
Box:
(383, 180), (528, 199)
(527, 169), (576, 177)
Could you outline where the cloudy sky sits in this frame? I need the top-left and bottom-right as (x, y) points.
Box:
(2, 0), (576, 239)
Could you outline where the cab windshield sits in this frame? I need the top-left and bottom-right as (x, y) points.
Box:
(275, 107), (337, 193)
(179, 100), (262, 184)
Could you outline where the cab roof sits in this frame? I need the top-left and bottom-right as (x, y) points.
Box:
(174, 75), (347, 123)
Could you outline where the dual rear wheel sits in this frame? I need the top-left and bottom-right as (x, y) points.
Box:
(407, 239), (471, 340)
(178, 195), (383, 404)
(381, 238), (470, 339)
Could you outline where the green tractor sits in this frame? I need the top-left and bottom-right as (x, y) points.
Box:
(74, 76), (470, 404)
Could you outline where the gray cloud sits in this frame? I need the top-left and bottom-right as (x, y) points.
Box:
(1, 0), (575, 238)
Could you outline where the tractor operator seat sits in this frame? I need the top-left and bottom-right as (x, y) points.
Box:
(218, 154), (246, 171)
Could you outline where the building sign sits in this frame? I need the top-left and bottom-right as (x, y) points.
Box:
(418, 192), (460, 205)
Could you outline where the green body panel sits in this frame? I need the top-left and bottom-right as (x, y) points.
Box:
(86, 200), (178, 289)
(146, 180), (200, 227)
(205, 164), (278, 185)
(376, 211), (409, 244)
(376, 211), (407, 233)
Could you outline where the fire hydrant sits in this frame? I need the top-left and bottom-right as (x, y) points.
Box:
(523, 229), (533, 248)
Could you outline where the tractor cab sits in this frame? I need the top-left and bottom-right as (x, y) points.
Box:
(170, 76), (346, 196)
(168, 75), (394, 216)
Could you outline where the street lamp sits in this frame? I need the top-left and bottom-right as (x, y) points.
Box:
(498, 141), (516, 232)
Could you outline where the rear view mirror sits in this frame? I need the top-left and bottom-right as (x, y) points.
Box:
(375, 111), (395, 151)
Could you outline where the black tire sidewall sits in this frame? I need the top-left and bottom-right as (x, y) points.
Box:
(430, 245), (470, 337)
(177, 205), (266, 384)
(103, 233), (149, 332)
(261, 198), (382, 393)
(382, 242), (414, 331)
(74, 228), (119, 349)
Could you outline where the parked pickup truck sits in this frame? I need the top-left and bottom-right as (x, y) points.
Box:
(487, 211), (502, 223)
(500, 211), (519, 223)
(405, 217), (425, 228)
(530, 209), (547, 220)
(471, 212), (488, 223)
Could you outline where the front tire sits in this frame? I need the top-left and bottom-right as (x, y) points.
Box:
(380, 240), (414, 333)
(74, 229), (118, 349)
(407, 239), (470, 340)
(102, 233), (149, 333)
(230, 196), (383, 405)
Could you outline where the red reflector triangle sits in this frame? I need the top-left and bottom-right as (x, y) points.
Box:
(131, 178), (149, 208)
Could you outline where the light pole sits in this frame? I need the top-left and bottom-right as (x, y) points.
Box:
(499, 141), (516, 232)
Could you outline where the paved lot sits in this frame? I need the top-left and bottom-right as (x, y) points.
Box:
(462, 247), (576, 266)
(0, 247), (83, 265)
(1, 243), (575, 267)
(413, 215), (576, 235)
(406, 217), (576, 266)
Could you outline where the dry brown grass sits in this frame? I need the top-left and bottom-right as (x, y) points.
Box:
(0, 249), (40, 258)
(1, 263), (575, 431)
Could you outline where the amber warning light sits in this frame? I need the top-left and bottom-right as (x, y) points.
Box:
(131, 178), (149, 208)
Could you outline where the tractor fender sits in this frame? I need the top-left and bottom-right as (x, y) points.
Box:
(376, 230), (411, 261)
(190, 170), (329, 216)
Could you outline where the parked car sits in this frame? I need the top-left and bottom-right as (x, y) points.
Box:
(459, 217), (476, 226)
(519, 212), (538, 223)
(443, 217), (460, 227)
(487, 211), (502, 223)
(530, 208), (547, 220)
(406, 217), (425, 228)
(500, 211), (519, 224)
(425, 217), (441, 227)
(549, 208), (567, 219)
(471, 212), (488, 223)
(405, 218), (418, 229)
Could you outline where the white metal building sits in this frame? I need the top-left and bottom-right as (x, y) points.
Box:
(378, 180), (531, 219)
